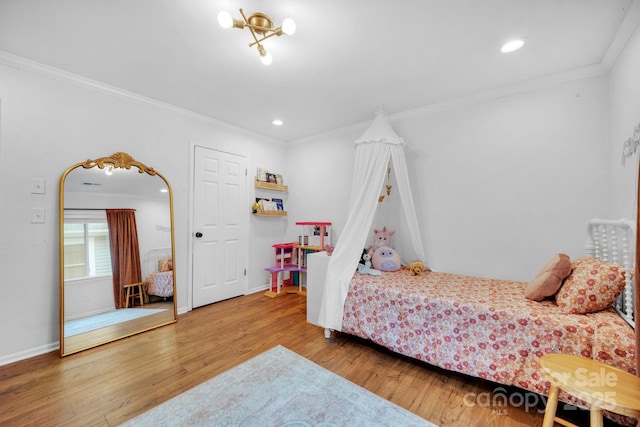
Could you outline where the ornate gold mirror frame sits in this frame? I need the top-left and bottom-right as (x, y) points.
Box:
(59, 152), (177, 356)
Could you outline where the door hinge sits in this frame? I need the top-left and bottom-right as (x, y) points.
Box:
(244, 268), (247, 276)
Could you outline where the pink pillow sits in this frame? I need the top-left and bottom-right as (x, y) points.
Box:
(524, 253), (572, 301)
(158, 258), (173, 272)
(555, 257), (626, 314)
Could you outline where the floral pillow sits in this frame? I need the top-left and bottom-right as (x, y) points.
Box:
(158, 258), (173, 272)
(555, 257), (626, 314)
(524, 253), (572, 301)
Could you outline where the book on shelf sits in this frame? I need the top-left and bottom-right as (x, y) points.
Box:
(271, 198), (284, 211)
(266, 173), (277, 184)
(255, 197), (277, 211)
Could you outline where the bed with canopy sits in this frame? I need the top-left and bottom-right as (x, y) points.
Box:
(317, 111), (639, 425)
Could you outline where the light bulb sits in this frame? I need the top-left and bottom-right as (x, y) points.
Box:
(261, 51), (273, 65)
(282, 18), (296, 35)
(105, 165), (113, 176)
(217, 10), (233, 28)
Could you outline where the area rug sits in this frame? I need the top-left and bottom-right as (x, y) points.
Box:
(121, 345), (436, 426)
(64, 308), (167, 337)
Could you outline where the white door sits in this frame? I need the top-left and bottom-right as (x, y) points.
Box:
(192, 146), (247, 308)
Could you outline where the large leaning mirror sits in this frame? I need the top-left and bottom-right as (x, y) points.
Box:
(59, 152), (177, 356)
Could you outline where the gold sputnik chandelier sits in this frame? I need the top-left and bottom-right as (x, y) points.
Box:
(217, 8), (296, 65)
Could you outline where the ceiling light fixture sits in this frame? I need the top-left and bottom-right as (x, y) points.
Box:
(501, 39), (525, 53)
(272, 119), (284, 126)
(217, 8), (296, 65)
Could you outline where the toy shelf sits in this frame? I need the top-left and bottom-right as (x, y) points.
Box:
(263, 222), (332, 298)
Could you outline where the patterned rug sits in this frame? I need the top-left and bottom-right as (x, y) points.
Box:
(64, 308), (167, 337)
(122, 345), (436, 426)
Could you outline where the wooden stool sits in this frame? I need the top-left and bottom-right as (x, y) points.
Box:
(540, 354), (640, 427)
(123, 282), (145, 308)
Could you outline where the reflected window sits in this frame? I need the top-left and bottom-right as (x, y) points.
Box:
(64, 211), (112, 280)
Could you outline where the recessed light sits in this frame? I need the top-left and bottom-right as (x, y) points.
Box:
(501, 39), (525, 53)
(272, 119), (284, 126)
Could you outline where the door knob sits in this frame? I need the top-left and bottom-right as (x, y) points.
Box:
(195, 232), (203, 238)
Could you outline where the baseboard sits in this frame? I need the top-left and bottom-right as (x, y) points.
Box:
(0, 342), (59, 367)
(246, 284), (270, 295)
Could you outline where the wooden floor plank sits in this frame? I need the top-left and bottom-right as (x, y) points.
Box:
(0, 292), (623, 426)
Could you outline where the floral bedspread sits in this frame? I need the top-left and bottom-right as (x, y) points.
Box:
(144, 271), (174, 297)
(342, 269), (636, 399)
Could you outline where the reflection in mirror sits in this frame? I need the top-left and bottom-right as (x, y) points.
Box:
(59, 152), (177, 356)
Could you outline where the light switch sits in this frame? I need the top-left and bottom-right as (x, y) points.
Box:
(31, 208), (45, 223)
(31, 178), (46, 194)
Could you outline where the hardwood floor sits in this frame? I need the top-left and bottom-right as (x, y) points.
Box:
(63, 302), (175, 356)
(0, 292), (622, 426)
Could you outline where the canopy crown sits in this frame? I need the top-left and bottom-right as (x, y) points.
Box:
(354, 111), (404, 145)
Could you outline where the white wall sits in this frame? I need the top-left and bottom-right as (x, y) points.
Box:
(285, 130), (361, 245)
(405, 77), (611, 280)
(288, 75), (611, 282)
(0, 61), (287, 364)
(609, 20), (640, 219)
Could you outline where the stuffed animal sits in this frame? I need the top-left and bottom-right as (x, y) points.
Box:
(372, 246), (401, 271)
(373, 226), (395, 251)
(359, 248), (369, 264)
(358, 250), (381, 276)
(407, 261), (427, 276)
(368, 226), (396, 257)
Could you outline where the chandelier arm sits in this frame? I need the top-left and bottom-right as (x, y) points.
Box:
(248, 30), (282, 47)
(246, 27), (263, 47)
(239, 8), (249, 23)
(244, 24), (278, 34)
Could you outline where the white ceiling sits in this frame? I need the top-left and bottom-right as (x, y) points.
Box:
(0, 0), (637, 142)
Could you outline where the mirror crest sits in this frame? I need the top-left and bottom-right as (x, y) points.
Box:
(81, 152), (158, 176)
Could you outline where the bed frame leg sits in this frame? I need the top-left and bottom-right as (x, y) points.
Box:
(324, 328), (331, 339)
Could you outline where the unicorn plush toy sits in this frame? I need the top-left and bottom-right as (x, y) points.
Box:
(369, 226), (395, 256)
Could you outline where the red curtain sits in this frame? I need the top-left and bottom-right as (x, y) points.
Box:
(106, 209), (142, 309)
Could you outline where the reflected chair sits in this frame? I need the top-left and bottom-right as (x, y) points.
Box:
(123, 282), (145, 308)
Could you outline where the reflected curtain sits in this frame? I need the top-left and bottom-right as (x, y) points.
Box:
(106, 209), (142, 309)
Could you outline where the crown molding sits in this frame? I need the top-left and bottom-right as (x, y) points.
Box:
(0, 50), (286, 147)
(393, 64), (608, 122)
(602, 0), (640, 70)
(292, 63), (608, 145)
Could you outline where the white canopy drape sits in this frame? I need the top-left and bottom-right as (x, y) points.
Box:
(318, 111), (426, 330)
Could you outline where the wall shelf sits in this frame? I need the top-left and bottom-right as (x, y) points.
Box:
(254, 210), (287, 217)
(255, 180), (288, 192)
